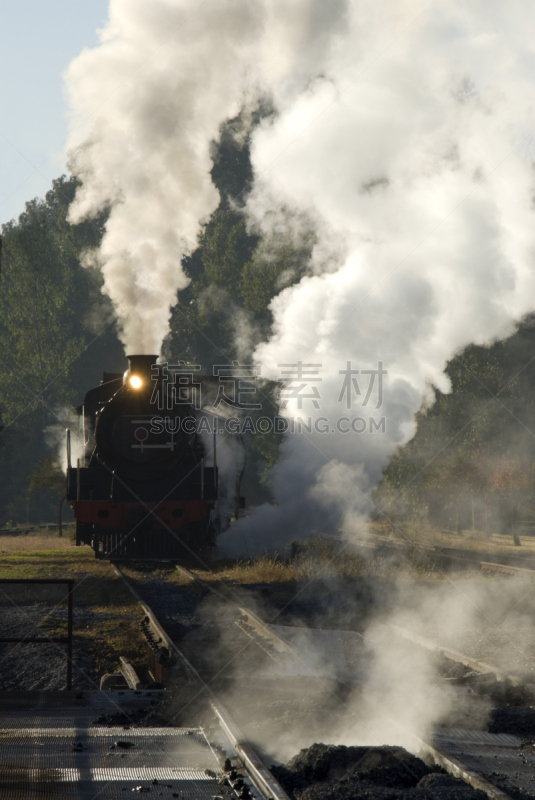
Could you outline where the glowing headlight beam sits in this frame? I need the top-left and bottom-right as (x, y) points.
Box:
(129, 375), (143, 389)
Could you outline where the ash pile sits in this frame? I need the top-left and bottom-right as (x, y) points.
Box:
(272, 743), (486, 800)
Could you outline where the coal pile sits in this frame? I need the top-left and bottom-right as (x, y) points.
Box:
(272, 743), (487, 800)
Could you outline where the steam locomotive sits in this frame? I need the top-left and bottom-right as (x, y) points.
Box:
(66, 355), (240, 560)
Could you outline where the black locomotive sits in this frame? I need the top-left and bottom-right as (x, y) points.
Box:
(66, 355), (230, 560)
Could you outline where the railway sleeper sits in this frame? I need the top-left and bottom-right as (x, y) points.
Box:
(139, 615), (173, 686)
(236, 619), (277, 656)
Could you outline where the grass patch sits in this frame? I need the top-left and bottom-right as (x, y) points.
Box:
(194, 555), (300, 584)
(166, 544), (369, 586)
(185, 537), (484, 585)
(0, 536), (74, 555)
(124, 556), (301, 587)
(372, 519), (535, 556)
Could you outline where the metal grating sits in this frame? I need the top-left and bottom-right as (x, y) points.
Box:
(0, 780), (221, 800)
(0, 691), (226, 800)
(23, 767), (218, 780)
(434, 729), (535, 798)
(0, 726), (205, 738)
(434, 729), (522, 748)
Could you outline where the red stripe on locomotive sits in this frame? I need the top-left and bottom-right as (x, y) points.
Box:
(73, 501), (208, 529)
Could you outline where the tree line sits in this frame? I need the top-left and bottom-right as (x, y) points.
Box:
(374, 317), (535, 544)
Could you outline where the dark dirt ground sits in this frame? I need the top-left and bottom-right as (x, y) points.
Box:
(0, 546), (146, 690)
(0, 603), (136, 691)
(0, 604), (143, 691)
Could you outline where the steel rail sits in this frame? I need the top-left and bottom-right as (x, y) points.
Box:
(336, 530), (535, 691)
(389, 623), (535, 694)
(336, 527), (535, 570)
(172, 561), (534, 691)
(480, 561), (535, 577)
(111, 563), (291, 800)
(414, 737), (514, 800)
(339, 527), (535, 577)
(172, 562), (301, 658)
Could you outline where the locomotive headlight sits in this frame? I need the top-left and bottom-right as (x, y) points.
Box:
(129, 375), (143, 389)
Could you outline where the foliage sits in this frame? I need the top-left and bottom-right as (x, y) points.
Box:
(376, 316), (535, 543)
(27, 453), (65, 498)
(164, 114), (314, 496)
(0, 175), (125, 523)
(8, 112), (535, 535)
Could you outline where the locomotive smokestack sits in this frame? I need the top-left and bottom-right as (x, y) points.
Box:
(124, 354), (159, 389)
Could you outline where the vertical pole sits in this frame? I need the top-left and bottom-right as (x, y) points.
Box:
(82, 407), (86, 466)
(76, 459), (81, 501)
(66, 429), (71, 469)
(201, 458), (205, 500)
(213, 430), (217, 488)
(66, 581), (73, 690)
(512, 504), (521, 546)
(57, 496), (64, 538)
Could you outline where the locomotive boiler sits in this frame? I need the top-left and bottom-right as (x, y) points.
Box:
(66, 355), (228, 560)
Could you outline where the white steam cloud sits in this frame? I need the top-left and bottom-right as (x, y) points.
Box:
(65, 0), (347, 353)
(45, 409), (86, 472)
(222, 0), (535, 552)
(65, 1), (535, 548)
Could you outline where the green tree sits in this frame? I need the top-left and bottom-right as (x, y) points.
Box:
(375, 315), (535, 537)
(164, 116), (315, 502)
(0, 176), (124, 523)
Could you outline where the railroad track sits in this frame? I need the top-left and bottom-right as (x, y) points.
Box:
(337, 527), (535, 575)
(2, 535), (533, 797)
(112, 563), (290, 800)
(389, 624), (535, 693)
(111, 562), (535, 800)
(338, 529), (535, 692)
(0, 565), (290, 799)
(173, 559), (535, 693)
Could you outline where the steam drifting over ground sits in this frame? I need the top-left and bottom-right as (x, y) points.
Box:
(65, 1), (535, 550)
(207, 564), (535, 760)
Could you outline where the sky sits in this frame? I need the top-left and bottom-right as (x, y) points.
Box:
(0, 0), (110, 227)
